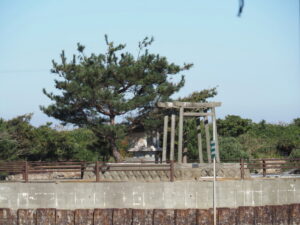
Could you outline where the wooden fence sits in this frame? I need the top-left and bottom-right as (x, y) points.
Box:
(1, 158), (300, 182)
(0, 160), (174, 183)
(240, 158), (300, 179)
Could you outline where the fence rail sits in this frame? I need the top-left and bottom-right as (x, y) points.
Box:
(0, 160), (175, 183)
(1, 158), (300, 182)
(240, 158), (300, 179)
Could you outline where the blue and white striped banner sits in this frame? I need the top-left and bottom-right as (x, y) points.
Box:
(210, 141), (216, 159)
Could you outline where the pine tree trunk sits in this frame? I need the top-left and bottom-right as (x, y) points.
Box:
(109, 115), (122, 162)
(112, 141), (122, 162)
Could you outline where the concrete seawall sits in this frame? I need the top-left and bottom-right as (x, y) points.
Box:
(0, 179), (299, 209)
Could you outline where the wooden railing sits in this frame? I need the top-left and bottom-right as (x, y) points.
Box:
(0, 160), (175, 183)
(1, 158), (299, 182)
(240, 158), (300, 179)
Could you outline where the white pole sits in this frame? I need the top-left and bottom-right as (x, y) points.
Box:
(213, 156), (216, 225)
(212, 107), (220, 163)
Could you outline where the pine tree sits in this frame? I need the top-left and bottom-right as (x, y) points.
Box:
(41, 36), (192, 161)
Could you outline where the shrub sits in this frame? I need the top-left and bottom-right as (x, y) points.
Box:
(289, 149), (300, 159)
(219, 136), (249, 161)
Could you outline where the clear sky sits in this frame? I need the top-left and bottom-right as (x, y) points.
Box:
(0, 0), (299, 126)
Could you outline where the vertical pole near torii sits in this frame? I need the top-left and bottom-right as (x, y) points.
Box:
(178, 106), (184, 163)
(162, 115), (168, 162)
(197, 118), (204, 163)
(204, 116), (211, 163)
(211, 107), (220, 163)
(170, 114), (176, 161)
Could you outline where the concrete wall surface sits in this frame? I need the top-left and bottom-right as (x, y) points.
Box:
(1, 205), (300, 225)
(0, 179), (299, 210)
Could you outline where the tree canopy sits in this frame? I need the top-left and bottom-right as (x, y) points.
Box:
(1, 113), (299, 162)
(217, 115), (253, 137)
(41, 36), (192, 161)
(0, 115), (97, 161)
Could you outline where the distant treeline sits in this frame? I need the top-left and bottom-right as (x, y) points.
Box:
(0, 114), (299, 162)
(0, 114), (98, 161)
(185, 115), (300, 161)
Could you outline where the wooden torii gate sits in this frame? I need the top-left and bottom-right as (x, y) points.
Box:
(157, 101), (222, 163)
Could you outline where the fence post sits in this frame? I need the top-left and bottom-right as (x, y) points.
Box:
(240, 158), (244, 180)
(170, 160), (174, 182)
(24, 161), (28, 183)
(95, 161), (100, 182)
(262, 159), (266, 177)
(80, 162), (85, 179)
(22, 162), (25, 181)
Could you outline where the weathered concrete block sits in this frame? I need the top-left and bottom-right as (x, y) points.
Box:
(134, 171), (142, 180)
(112, 208), (132, 225)
(56, 210), (74, 225)
(254, 206), (274, 225)
(175, 209), (196, 225)
(18, 209), (36, 225)
(0, 208), (17, 225)
(290, 204), (300, 225)
(132, 209), (153, 225)
(120, 171), (129, 181)
(273, 205), (290, 225)
(237, 206), (254, 225)
(217, 208), (237, 225)
(74, 209), (93, 225)
(153, 209), (175, 225)
(94, 209), (113, 225)
(197, 209), (213, 225)
(36, 208), (55, 225)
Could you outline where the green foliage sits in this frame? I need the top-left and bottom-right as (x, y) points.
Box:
(219, 137), (249, 161)
(249, 122), (300, 157)
(1, 112), (300, 162)
(217, 118), (300, 160)
(237, 134), (275, 158)
(67, 128), (98, 161)
(41, 36), (192, 161)
(0, 116), (97, 161)
(289, 149), (300, 159)
(276, 139), (295, 156)
(30, 126), (98, 161)
(217, 115), (252, 137)
(184, 118), (198, 160)
(178, 88), (218, 102)
(0, 114), (34, 160)
(293, 118), (300, 127)
(182, 114), (300, 162)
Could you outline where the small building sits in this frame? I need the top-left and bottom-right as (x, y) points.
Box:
(127, 131), (161, 161)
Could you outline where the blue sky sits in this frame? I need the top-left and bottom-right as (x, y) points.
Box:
(0, 0), (299, 126)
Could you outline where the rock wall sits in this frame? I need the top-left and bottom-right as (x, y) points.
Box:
(1, 204), (300, 225)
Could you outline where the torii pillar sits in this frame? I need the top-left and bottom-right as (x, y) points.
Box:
(158, 101), (221, 163)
